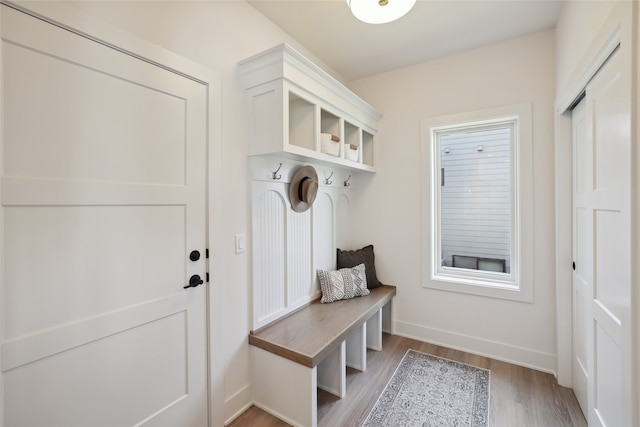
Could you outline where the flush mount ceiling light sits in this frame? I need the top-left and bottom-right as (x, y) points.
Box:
(347, 0), (416, 24)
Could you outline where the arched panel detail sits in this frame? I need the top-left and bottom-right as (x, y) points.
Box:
(250, 161), (362, 329)
(252, 186), (287, 328)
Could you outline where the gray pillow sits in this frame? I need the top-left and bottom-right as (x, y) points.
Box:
(337, 245), (382, 289)
(317, 263), (369, 303)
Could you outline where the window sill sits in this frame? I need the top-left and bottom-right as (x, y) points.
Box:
(424, 271), (533, 303)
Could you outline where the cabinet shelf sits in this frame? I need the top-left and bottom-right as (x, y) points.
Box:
(239, 43), (382, 172)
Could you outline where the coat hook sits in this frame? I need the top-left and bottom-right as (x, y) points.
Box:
(272, 163), (282, 180)
(344, 175), (351, 187)
(325, 172), (333, 185)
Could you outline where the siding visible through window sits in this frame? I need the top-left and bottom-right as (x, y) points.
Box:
(440, 127), (511, 273)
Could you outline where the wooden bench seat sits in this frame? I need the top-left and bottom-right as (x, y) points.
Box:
(249, 285), (396, 367)
(249, 285), (396, 427)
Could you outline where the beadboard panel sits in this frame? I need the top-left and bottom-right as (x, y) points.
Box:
(287, 204), (312, 307)
(252, 185), (288, 327)
(336, 193), (351, 251)
(251, 161), (353, 331)
(314, 191), (335, 275)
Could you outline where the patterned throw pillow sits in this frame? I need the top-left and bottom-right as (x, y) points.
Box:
(317, 263), (369, 303)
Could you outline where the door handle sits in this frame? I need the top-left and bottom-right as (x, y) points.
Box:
(183, 274), (204, 289)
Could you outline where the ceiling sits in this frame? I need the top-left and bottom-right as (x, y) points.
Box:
(248, 0), (564, 81)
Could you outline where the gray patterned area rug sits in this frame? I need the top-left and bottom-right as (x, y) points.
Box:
(363, 349), (490, 427)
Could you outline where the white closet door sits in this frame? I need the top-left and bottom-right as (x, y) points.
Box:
(1, 5), (208, 426)
(573, 47), (632, 427)
(571, 97), (589, 418)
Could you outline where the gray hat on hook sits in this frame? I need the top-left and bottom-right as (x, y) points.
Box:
(289, 165), (319, 213)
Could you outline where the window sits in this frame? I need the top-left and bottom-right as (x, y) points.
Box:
(421, 104), (533, 302)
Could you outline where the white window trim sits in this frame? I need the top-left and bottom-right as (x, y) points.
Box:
(421, 103), (533, 303)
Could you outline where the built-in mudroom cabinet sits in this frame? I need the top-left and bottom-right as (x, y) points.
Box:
(239, 44), (383, 331)
(239, 45), (391, 426)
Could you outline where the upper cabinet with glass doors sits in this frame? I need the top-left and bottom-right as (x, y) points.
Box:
(238, 44), (381, 172)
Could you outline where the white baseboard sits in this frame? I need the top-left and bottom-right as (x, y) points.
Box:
(251, 400), (301, 427)
(224, 383), (253, 426)
(394, 320), (556, 374)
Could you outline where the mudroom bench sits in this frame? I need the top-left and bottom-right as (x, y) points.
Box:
(249, 284), (396, 427)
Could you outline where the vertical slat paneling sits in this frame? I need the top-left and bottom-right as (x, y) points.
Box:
(335, 192), (351, 251)
(251, 163), (354, 330)
(253, 186), (287, 325)
(287, 207), (312, 306)
(313, 191), (335, 293)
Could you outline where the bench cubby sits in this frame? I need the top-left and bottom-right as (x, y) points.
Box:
(249, 285), (396, 427)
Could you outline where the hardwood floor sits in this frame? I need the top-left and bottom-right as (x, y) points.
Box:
(228, 334), (587, 426)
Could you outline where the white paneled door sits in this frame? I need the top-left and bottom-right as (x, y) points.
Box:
(1, 5), (208, 426)
(571, 97), (589, 418)
(572, 48), (632, 427)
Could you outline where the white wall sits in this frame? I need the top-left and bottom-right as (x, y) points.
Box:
(348, 29), (557, 372)
(555, 0), (617, 94)
(65, 1), (343, 423)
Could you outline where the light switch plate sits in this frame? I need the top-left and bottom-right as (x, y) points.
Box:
(235, 234), (246, 254)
